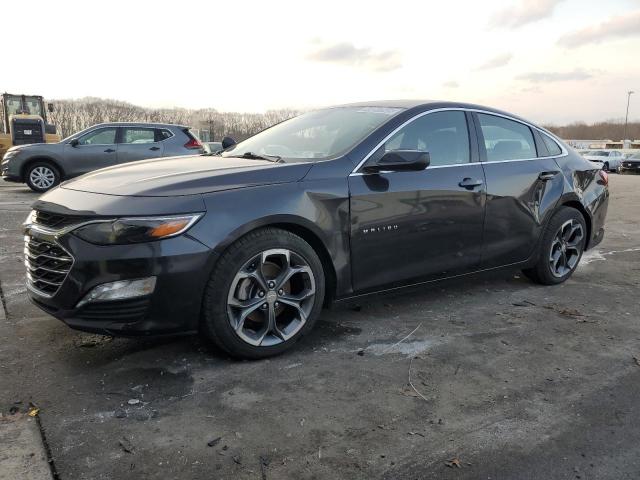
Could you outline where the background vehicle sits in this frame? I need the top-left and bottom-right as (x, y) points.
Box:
(619, 152), (640, 174)
(203, 141), (223, 154)
(0, 93), (60, 157)
(24, 101), (608, 359)
(582, 149), (623, 172)
(2, 122), (203, 192)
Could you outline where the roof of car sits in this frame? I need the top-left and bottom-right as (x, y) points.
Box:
(331, 99), (531, 122)
(91, 122), (190, 129)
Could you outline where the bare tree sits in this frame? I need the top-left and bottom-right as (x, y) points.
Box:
(46, 97), (301, 141)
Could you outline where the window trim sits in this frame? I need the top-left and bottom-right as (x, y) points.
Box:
(76, 127), (118, 146)
(350, 107), (568, 175)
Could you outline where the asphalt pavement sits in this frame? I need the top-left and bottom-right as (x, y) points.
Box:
(1, 175), (639, 479)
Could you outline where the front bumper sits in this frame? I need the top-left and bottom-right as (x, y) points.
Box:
(1, 156), (23, 182)
(26, 227), (217, 336)
(619, 164), (640, 174)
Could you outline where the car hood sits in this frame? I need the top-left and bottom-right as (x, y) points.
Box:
(60, 155), (314, 197)
(7, 142), (63, 154)
(583, 156), (605, 161)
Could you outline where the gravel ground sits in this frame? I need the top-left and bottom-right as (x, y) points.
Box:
(1, 175), (639, 480)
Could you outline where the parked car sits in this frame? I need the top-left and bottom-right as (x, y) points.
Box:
(582, 150), (623, 172)
(619, 152), (640, 174)
(24, 100), (609, 359)
(203, 141), (223, 154)
(2, 122), (203, 192)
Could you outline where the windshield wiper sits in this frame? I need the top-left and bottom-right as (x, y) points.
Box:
(232, 152), (283, 163)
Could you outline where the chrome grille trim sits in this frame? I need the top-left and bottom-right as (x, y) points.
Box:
(23, 233), (74, 298)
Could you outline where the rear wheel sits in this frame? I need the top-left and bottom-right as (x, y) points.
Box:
(201, 228), (325, 359)
(25, 162), (60, 192)
(522, 207), (587, 285)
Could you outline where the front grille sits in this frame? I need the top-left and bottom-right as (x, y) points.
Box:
(24, 236), (73, 296)
(12, 119), (45, 145)
(33, 210), (91, 230)
(77, 298), (150, 323)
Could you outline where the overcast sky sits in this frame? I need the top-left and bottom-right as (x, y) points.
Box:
(5, 0), (640, 124)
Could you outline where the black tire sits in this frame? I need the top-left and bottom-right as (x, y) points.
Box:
(522, 207), (587, 285)
(25, 162), (61, 192)
(603, 162), (609, 172)
(201, 228), (325, 359)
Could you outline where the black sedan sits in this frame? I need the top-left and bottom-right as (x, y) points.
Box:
(619, 152), (640, 174)
(24, 101), (609, 358)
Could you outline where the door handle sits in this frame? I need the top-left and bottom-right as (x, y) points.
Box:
(538, 171), (559, 181)
(104, 148), (115, 153)
(458, 178), (483, 189)
(149, 146), (160, 151)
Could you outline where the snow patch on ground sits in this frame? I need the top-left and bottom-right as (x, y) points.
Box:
(366, 339), (437, 356)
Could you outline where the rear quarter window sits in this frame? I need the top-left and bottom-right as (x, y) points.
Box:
(541, 134), (562, 156)
(155, 129), (174, 142)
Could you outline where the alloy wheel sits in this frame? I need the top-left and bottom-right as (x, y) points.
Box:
(549, 219), (584, 278)
(226, 248), (316, 347)
(29, 166), (56, 190)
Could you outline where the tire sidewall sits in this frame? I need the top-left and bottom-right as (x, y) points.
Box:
(26, 162), (60, 192)
(202, 229), (325, 359)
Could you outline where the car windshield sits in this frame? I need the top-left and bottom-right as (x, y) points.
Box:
(221, 106), (404, 162)
(629, 153), (640, 159)
(591, 151), (609, 156)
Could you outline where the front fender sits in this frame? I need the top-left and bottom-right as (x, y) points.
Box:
(190, 179), (352, 295)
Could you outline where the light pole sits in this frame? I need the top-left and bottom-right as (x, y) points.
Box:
(623, 90), (634, 145)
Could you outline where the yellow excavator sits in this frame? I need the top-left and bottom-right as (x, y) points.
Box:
(0, 93), (60, 158)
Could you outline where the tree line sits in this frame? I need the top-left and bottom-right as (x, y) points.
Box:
(42, 97), (299, 141)
(544, 121), (640, 141)
(1, 96), (638, 141)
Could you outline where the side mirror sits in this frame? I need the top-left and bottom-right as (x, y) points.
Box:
(69, 138), (79, 147)
(221, 136), (236, 150)
(47, 103), (55, 113)
(363, 150), (430, 173)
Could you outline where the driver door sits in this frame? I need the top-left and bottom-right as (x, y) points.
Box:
(348, 110), (486, 292)
(63, 127), (119, 177)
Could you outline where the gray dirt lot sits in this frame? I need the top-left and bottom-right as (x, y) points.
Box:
(1, 175), (639, 480)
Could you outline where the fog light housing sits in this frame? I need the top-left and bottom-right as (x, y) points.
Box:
(76, 277), (157, 308)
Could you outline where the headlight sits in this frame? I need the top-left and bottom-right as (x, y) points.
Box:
(72, 214), (203, 245)
(3, 149), (19, 160)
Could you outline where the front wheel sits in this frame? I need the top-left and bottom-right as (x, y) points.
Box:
(25, 162), (60, 192)
(603, 162), (609, 172)
(201, 228), (325, 359)
(522, 207), (587, 285)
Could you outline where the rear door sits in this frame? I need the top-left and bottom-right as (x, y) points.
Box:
(62, 127), (118, 176)
(474, 112), (565, 268)
(349, 110), (486, 292)
(116, 127), (165, 164)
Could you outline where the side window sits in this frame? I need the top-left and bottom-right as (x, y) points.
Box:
(477, 114), (536, 161)
(123, 128), (155, 144)
(381, 111), (470, 166)
(155, 129), (173, 142)
(541, 134), (562, 156)
(79, 128), (117, 145)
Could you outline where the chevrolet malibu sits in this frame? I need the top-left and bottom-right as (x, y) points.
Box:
(24, 101), (609, 358)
